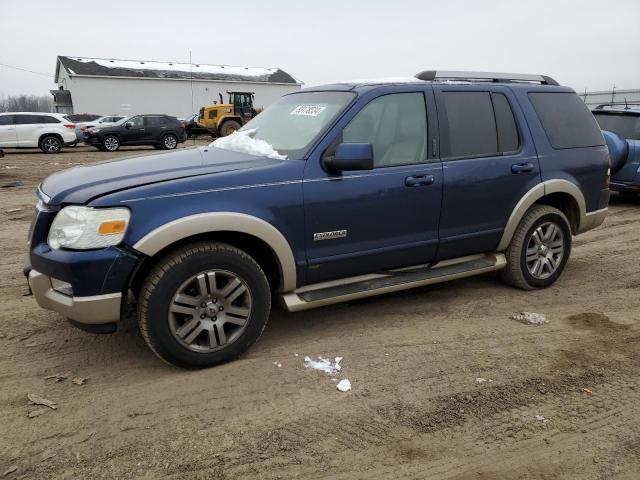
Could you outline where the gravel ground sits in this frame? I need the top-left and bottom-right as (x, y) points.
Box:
(1, 143), (639, 479)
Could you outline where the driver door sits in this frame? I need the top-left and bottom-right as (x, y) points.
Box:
(302, 90), (443, 284)
(121, 116), (145, 144)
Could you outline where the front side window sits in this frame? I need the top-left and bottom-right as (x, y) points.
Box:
(593, 113), (640, 140)
(128, 116), (144, 127)
(342, 92), (427, 167)
(236, 91), (355, 159)
(0, 115), (13, 126)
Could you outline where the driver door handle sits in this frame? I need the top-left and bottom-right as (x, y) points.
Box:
(405, 174), (435, 187)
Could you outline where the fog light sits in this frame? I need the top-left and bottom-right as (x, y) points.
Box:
(51, 278), (73, 296)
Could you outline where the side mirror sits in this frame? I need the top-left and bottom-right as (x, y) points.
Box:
(324, 143), (374, 172)
(125, 123), (132, 129)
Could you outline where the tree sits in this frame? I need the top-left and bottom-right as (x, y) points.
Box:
(0, 94), (53, 112)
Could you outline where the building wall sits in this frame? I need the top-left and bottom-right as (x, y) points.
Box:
(57, 68), (301, 117)
(577, 88), (640, 107)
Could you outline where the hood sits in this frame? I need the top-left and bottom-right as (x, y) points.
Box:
(41, 147), (282, 205)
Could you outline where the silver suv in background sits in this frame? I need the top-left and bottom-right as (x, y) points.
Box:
(75, 115), (125, 143)
(0, 112), (77, 153)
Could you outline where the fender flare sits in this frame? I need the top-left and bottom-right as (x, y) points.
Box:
(132, 212), (297, 291)
(496, 179), (588, 251)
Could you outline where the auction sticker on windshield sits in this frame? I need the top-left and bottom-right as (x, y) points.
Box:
(290, 105), (327, 117)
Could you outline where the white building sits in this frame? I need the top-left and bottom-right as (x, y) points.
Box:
(51, 56), (303, 117)
(578, 88), (640, 108)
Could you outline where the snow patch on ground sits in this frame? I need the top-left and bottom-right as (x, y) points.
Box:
(336, 379), (351, 392)
(303, 356), (342, 375)
(211, 130), (287, 160)
(511, 312), (547, 325)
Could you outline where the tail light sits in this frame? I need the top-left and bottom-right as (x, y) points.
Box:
(605, 156), (611, 188)
(180, 121), (187, 129)
(64, 124), (76, 129)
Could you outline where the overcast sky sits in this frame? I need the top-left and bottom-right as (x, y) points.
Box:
(1, 0), (638, 97)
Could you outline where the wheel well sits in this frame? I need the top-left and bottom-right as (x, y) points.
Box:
(129, 232), (282, 298)
(534, 192), (580, 233)
(38, 133), (63, 147)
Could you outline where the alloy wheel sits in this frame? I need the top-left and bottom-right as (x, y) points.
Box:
(168, 269), (252, 353)
(525, 221), (565, 280)
(164, 135), (177, 149)
(104, 137), (119, 151)
(43, 138), (60, 153)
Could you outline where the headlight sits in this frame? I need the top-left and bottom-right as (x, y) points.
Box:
(48, 206), (130, 250)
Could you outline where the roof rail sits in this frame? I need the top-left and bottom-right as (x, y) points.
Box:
(594, 101), (640, 110)
(415, 70), (559, 86)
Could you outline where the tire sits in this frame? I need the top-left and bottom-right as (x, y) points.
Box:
(40, 136), (62, 154)
(219, 120), (241, 137)
(139, 242), (271, 368)
(500, 205), (572, 290)
(102, 135), (120, 151)
(161, 133), (178, 150)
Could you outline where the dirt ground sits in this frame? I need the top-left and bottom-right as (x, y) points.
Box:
(0, 142), (639, 480)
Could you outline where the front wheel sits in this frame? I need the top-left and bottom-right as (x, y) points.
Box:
(102, 135), (120, 151)
(500, 205), (572, 290)
(139, 242), (271, 368)
(219, 120), (241, 137)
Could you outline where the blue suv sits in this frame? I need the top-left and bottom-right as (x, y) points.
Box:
(26, 71), (610, 368)
(591, 103), (640, 195)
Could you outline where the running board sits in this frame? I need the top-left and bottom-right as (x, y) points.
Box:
(281, 253), (506, 312)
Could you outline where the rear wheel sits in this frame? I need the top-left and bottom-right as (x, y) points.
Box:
(40, 136), (62, 154)
(219, 120), (241, 137)
(139, 242), (271, 368)
(161, 133), (178, 150)
(103, 135), (120, 152)
(500, 205), (572, 290)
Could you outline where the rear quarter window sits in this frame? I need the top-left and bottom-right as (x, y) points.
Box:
(528, 92), (604, 149)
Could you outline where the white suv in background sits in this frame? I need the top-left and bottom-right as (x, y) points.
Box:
(0, 112), (77, 153)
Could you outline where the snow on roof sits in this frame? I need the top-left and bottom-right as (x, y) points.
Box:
(56, 56), (301, 85)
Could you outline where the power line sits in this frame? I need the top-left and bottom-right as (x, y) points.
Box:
(0, 62), (53, 78)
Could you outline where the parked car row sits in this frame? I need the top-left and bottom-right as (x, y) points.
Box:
(0, 112), (187, 153)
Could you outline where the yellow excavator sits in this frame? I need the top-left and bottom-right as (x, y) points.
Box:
(198, 91), (260, 137)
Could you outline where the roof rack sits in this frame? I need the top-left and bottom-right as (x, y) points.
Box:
(415, 70), (559, 86)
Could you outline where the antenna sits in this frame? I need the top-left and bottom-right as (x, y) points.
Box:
(189, 50), (194, 117)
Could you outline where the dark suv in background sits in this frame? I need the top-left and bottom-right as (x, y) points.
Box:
(83, 114), (187, 151)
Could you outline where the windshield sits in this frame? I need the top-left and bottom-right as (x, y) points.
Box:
(235, 91), (356, 159)
(594, 113), (640, 140)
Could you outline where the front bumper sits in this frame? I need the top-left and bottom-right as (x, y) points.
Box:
(28, 269), (122, 324)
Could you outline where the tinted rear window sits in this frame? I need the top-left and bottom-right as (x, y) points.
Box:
(442, 91), (498, 158)
(528, 92), (604, 149)
(593, 113), (640, 140)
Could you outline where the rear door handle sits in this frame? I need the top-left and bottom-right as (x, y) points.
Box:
(405, 174), (435, 187)
(511, 162), (534, 174)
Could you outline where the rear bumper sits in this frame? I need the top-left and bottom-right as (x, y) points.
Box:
(578, 207), (608, 233)
(28, 269), (122, 324)
(610, 180), (640, 194)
